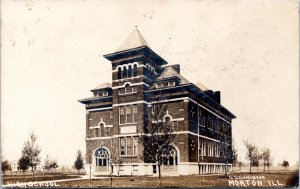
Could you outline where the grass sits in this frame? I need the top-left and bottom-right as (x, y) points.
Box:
(58, 171), (298, 188)
(2, 170), (298, 188)
(2, 174), (81, 185)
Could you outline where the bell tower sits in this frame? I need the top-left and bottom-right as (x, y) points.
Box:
(103, 29), (168, 160)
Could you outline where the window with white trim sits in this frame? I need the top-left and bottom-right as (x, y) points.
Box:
(119, 105), (138, 124)
(119, 136), (138, 156)
(168, 81), (175, 87)
(118, 67), (122, 79)
(133, 64), (137, 76)
(103, 91), (108, 96)
(94, 128), (99, 137)
(119, 84), (137, 94)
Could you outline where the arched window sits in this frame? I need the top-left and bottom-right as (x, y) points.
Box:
(133, 64), (137, 77)
(128, 65), (132, 78)
(94, 148), (109, 172)
(100, 123), (105, 137)
(162, 146), (178, 171)
(125, 83), (131, 93)
(117, 67), (121, 79)
(165, 116), (171, 124)
(123, 66), (127, 78)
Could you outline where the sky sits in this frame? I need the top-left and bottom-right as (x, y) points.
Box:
(1, 0), (299, 167)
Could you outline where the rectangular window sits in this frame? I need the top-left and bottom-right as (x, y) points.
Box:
(103, 91), (108, 96)
(120, 107), (125, 124)
(120, 107), (125, 115)
(119, 88), (125, 94)
(126, 106), (131, 114)
(133, 137), (138, 155)
(126, 106), (132, 123)
(119, 136), (138, 156)
(120, 138), (126, 155)
(156, 83), (163, 89)
(119, 105), (137, 124)
(153, 165), (157, 173)
(94, 128), (99, 137)
(168, 81), (175, 87)
(105, 128), (110, 136)
(133, 105), (138, 114)
(132, 87), (137, 92)
(126, 137), (132, 155)
(133, 105), (138, 122)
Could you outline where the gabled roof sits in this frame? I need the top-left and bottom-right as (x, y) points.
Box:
(156, 66), (190, 85)
(115, 29), (150, 53)
(156, 66), (209, 91)
(91, 82), (111, 91)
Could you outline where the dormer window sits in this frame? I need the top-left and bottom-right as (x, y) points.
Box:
(93, 90), (109, 97)
(155, 83), (163, 89)
(168, 81), (175, 87)
(103, 91), (108, 96)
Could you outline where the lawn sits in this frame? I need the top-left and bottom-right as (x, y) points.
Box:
(2, 174), (81, 185)
(57, 171), (298, 188)
(2, 170), (298, 188)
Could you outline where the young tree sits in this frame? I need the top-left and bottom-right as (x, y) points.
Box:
(282, 160), (289, 169)
(44, 155), (51, 171)
(260, 148), (271, 172)
(108, 148), (124, 187)
(138, 95), (175, 180)
(44, 155), (59, 171)
(110, 148), (123, 176)
(18, 156), (30, 172)
(232, 142), (238, 166)
(220, 124), (233, 177)
(1, 159), (11, 173)
(244, 140), (260, 173)
(50, 160), (58, 170)
(20, 132), (41, 177)
(74, 150), (83, 174)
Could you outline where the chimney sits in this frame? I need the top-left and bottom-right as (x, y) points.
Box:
(170, 64), (180, 73)
(215, 91), (221, 104)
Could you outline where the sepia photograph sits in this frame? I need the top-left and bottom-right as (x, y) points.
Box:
(1, 0), (299, 188)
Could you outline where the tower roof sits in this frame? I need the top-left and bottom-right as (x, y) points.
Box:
(115, 29), (150, 53)
(103, 29), (167, 65)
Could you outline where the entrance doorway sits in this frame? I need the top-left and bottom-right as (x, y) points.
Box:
(94, 148), (110, 172)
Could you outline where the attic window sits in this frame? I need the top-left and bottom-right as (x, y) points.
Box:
(103, 91), (108, 96)
(155, 83), (163, 89)
(168, 81), (175, 87)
